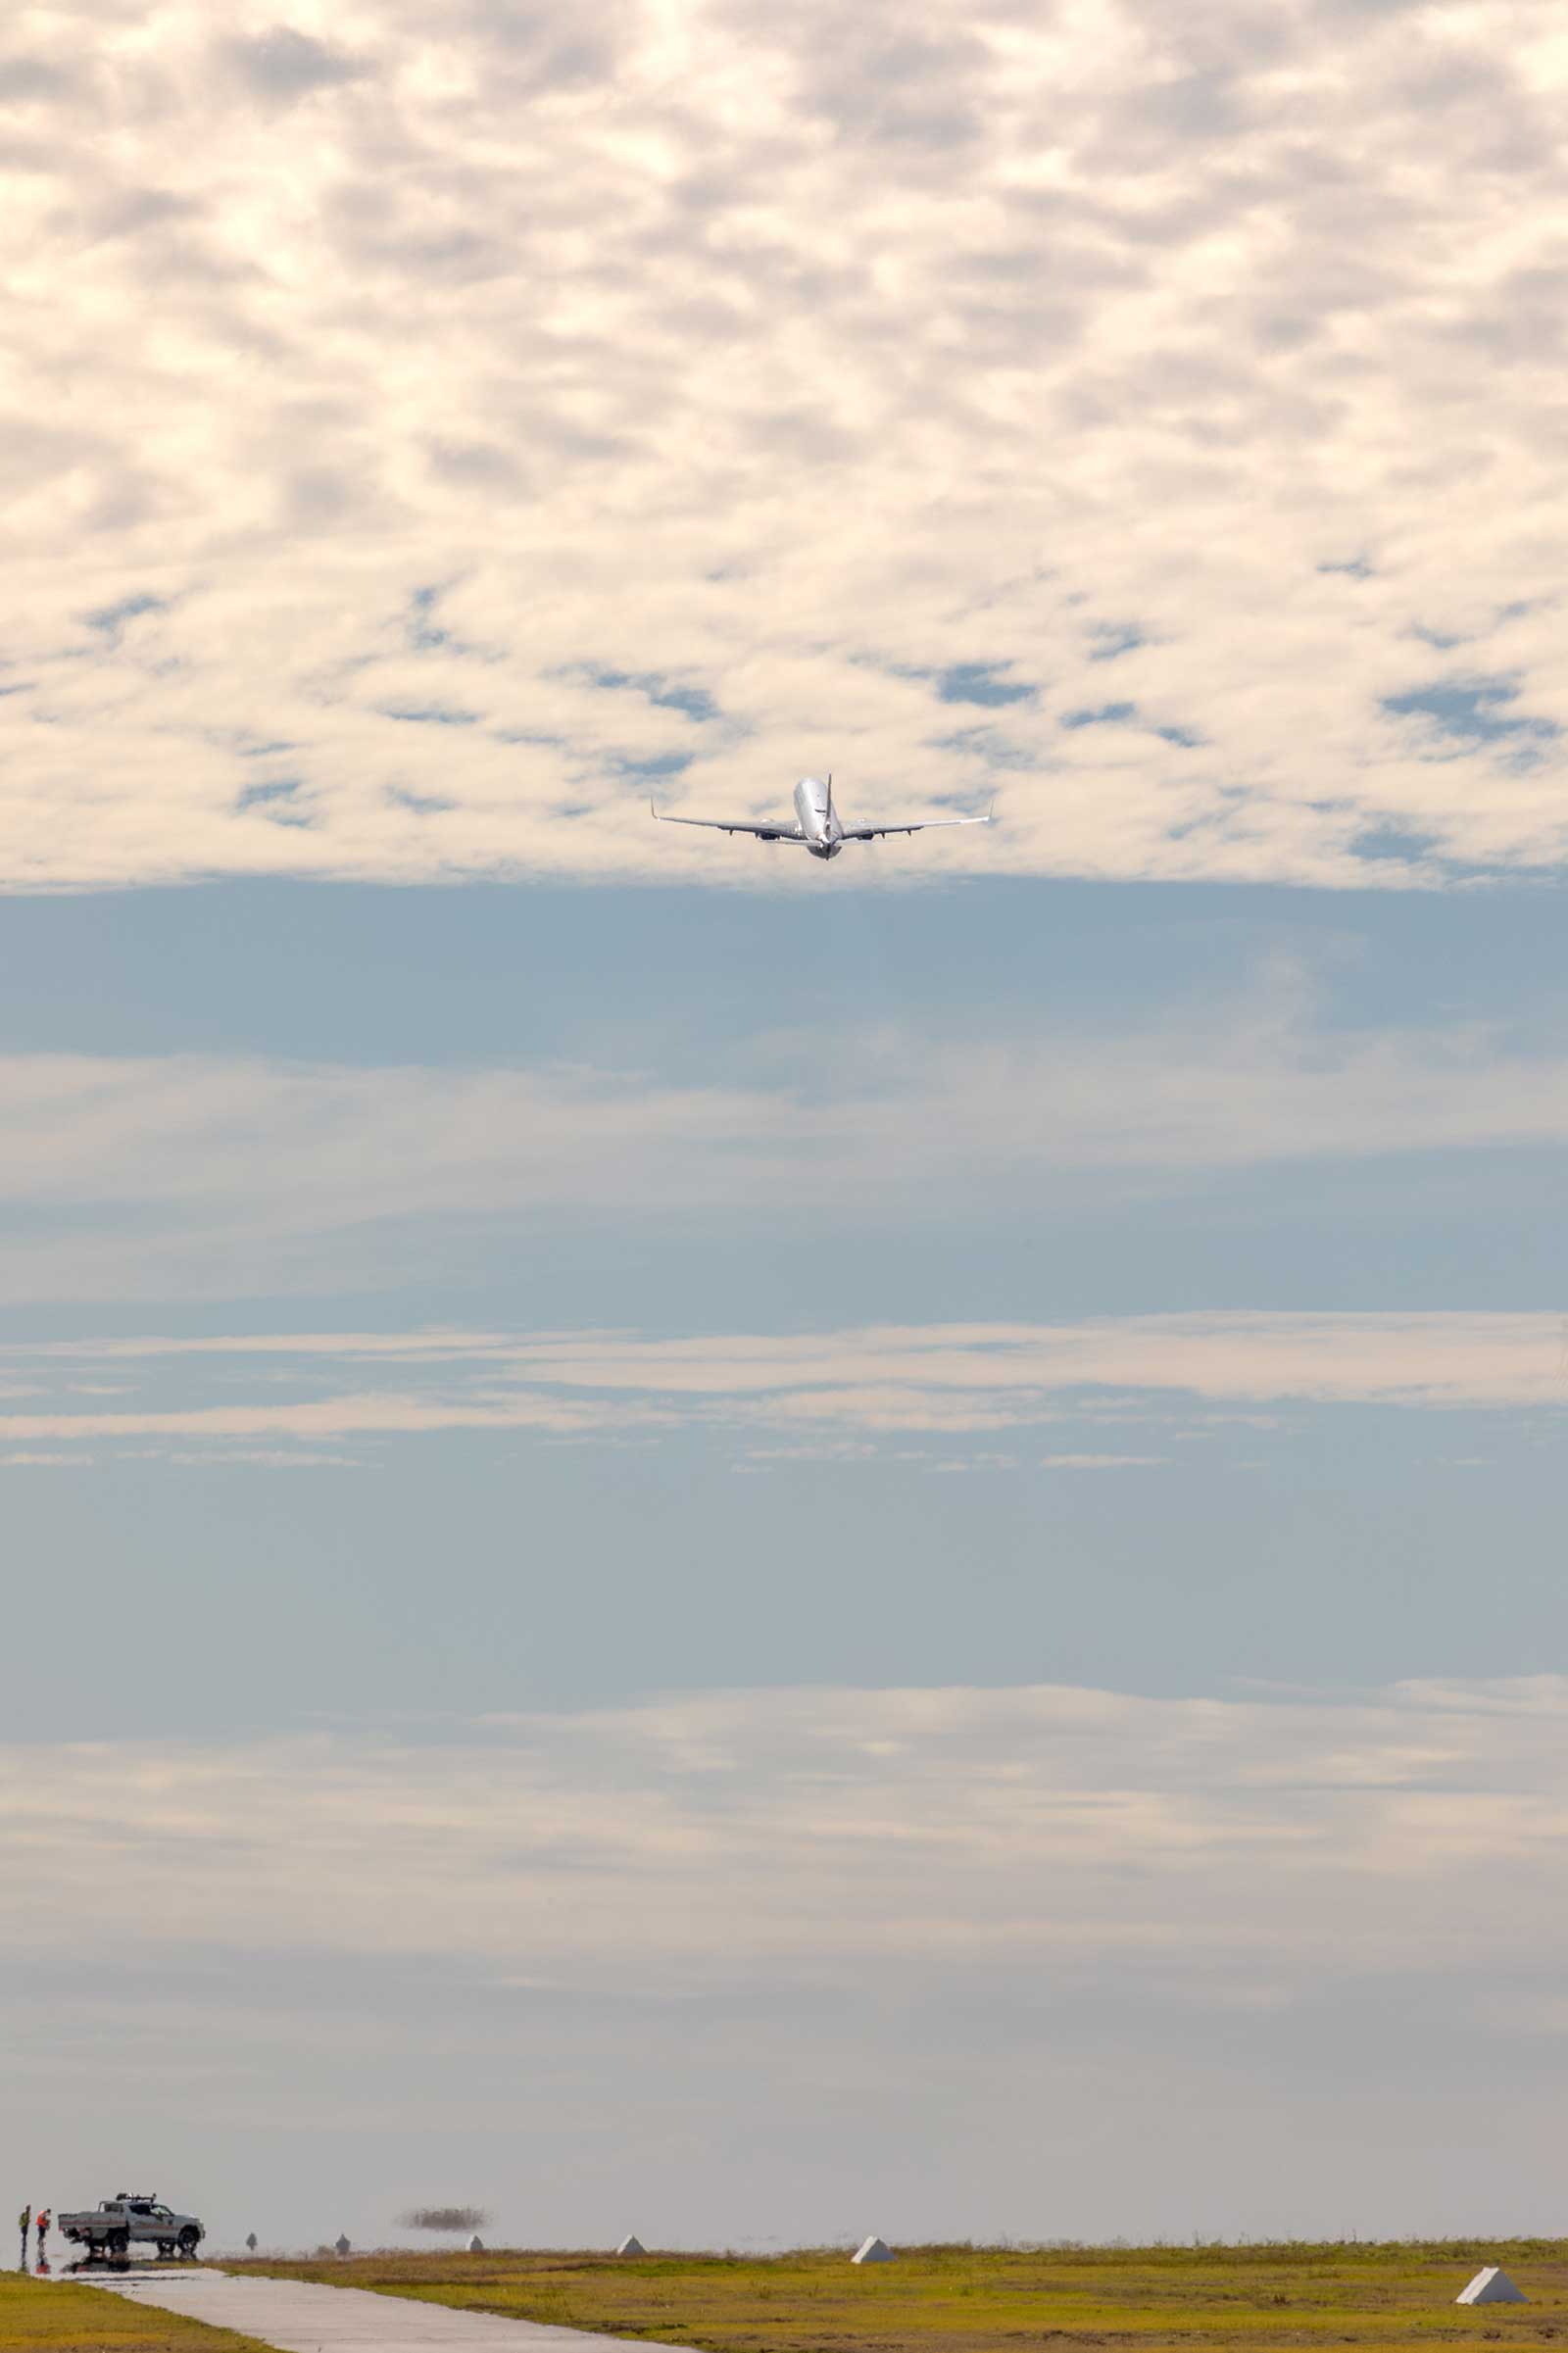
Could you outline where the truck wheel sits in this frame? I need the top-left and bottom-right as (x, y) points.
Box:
(108, 2230), (129, 2257)
(178, 2229), (200, 2258)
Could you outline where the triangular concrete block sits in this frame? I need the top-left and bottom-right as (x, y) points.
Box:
(615, 2236), (646, 2257)
(466, 2236), (484, 2253)
(852, 2237), (894, 2265)
(1457, 2267), (1526, 2305)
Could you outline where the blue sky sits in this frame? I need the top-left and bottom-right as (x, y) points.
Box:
(5, 0), (1568, 2261)
(7, 869), (1568, 2249)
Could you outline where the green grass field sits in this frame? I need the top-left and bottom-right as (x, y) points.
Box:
(233, 2240), (1568, 2351)
(0, 2272), (268, 2353)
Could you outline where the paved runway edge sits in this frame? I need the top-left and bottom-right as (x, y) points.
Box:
(85, 2269), (705, 2353)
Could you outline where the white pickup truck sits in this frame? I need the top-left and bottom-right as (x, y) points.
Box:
(59, 2193), (205, 2260)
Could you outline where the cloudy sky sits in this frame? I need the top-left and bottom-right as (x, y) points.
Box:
(5, 0), (1568, 2256)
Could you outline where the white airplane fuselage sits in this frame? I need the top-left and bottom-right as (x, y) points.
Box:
(796, 776), (843, 859)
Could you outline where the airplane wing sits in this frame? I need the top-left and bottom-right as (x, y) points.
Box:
(651, 802), (808, 842)
(837, 809), (994, 842)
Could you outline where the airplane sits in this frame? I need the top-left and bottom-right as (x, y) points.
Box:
(651, 774), (992, 862)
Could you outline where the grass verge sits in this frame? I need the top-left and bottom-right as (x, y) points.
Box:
(234, 2239), (1568, 2351)
(0, 2272), (270, 2353)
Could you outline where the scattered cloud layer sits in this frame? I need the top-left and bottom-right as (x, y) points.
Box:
(17, 1678), (1568, 2242)
(1, 1311), (1560, 1454)
(10, 1678), (1568, 2004)
(6, 0), (1568, 888)
(2, 977), (1568, 1298)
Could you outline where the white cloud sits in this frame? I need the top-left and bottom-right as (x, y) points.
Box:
(8, 1679), (1568, 2007)
(1, 975), (1567, 1298)
(17, 1675), (1568, 2243)
(4, 0), (1568, 888)
(0, 1310), (1559, 1449)
(1040, 1451), (1169, 1468)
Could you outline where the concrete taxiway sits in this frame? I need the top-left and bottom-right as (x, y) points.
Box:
(85, 2268), (701, 2353)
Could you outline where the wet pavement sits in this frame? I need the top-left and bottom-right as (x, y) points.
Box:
(82, 2267), (701, 2353)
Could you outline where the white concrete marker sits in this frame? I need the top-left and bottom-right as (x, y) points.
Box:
(85, 2269), (705, 2353)
(1457, 2267), (1526, 2304)
(614, 2237), (646, 2257)
(852, 2238), (894, 2265)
